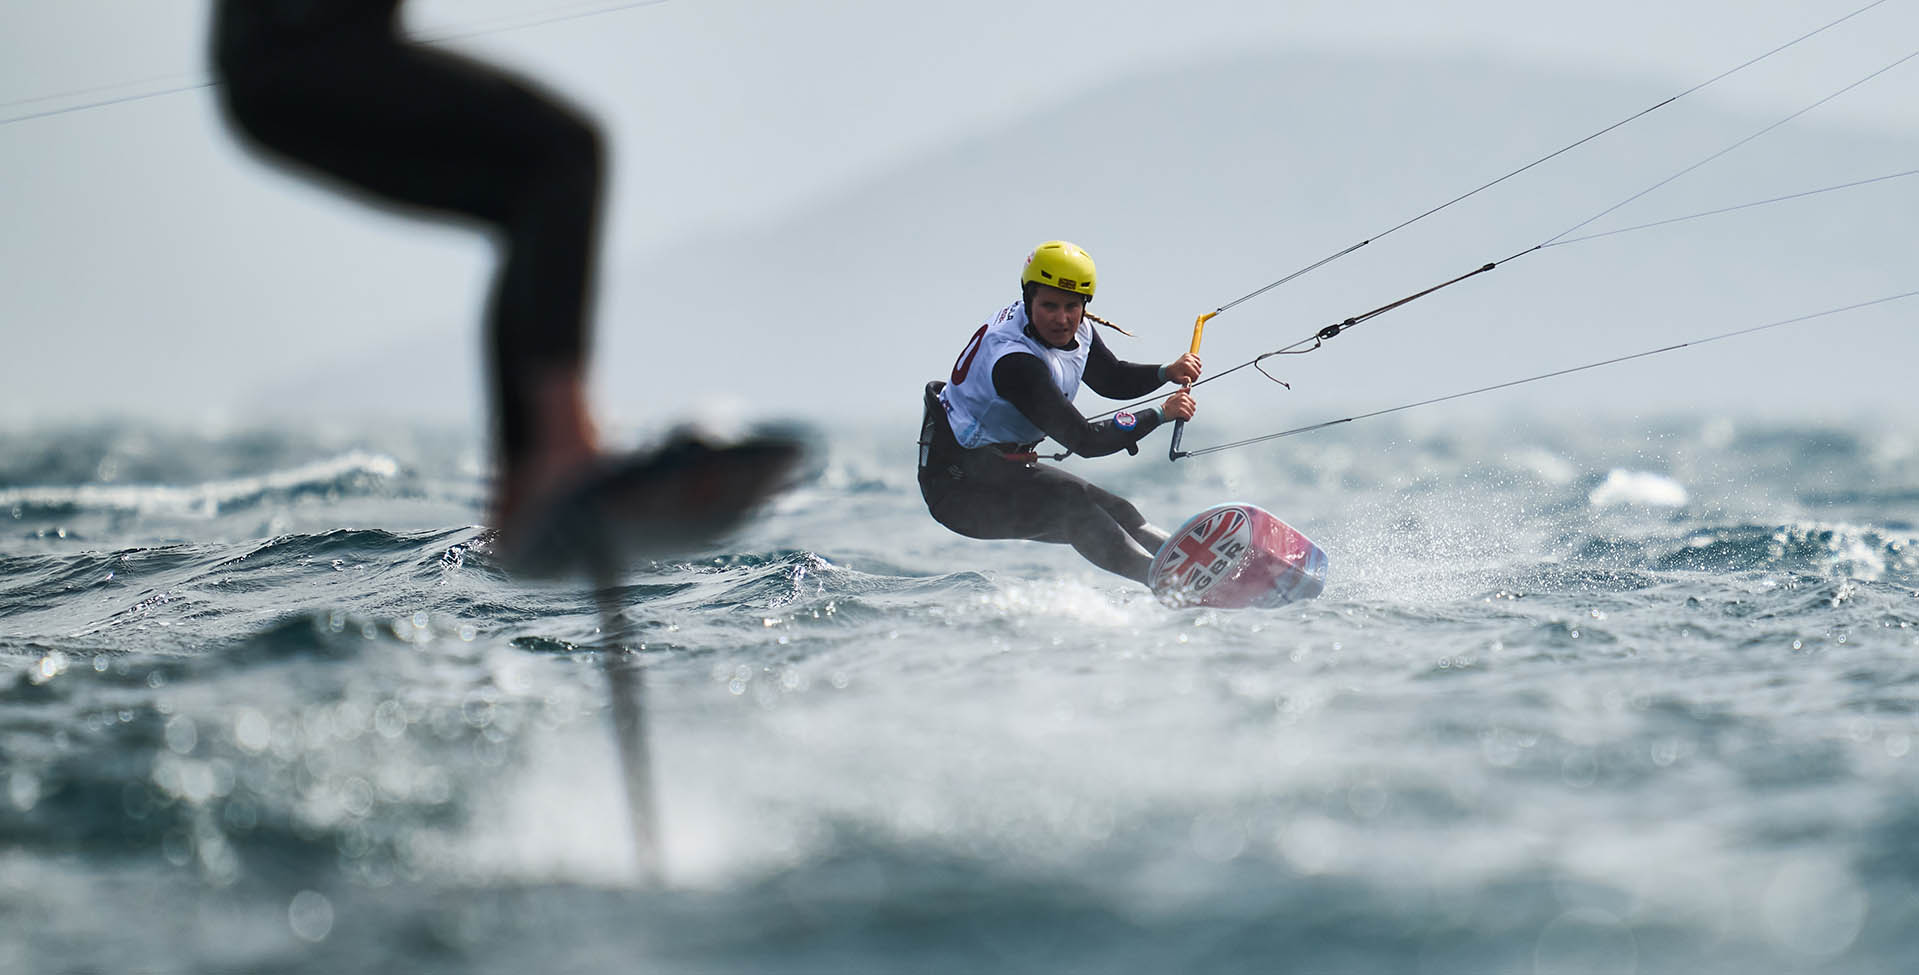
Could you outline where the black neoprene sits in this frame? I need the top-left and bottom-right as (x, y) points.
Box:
(989, 329), (1165, 455)
(212, 0), (603, 467)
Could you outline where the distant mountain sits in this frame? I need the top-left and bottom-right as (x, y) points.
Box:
(602, 47), (1914, 424)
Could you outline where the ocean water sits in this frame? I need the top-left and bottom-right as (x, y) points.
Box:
(3, 413), (1916, 974)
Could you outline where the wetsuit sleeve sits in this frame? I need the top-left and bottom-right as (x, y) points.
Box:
(1082, 330), (1168, 400)
(992, 353), (1162, 457)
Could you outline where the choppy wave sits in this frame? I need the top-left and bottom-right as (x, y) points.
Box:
(3, 417), (1918, 974)
(1557, 519), (1918, 583)
(0, 450), (405, 520)
(1588, 468), (1689, 508)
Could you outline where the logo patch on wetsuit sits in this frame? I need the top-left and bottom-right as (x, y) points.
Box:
(1114, 411), (1137, 430)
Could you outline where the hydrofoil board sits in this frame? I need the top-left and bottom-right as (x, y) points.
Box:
(1148, 503), (1327, 609)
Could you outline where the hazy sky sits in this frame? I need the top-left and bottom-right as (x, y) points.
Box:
(3, 0), (1915, 435)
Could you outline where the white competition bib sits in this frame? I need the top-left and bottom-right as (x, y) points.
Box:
(937, 301), (1091, 448)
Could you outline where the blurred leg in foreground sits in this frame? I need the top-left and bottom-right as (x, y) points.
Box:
(212, 0), (800, 576)
(214, 0), (601, 540)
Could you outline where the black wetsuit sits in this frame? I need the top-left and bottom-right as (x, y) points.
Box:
(919, 327), (1176, 584)
(211, 0), (603, 468)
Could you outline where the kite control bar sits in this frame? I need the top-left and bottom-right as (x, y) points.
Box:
(1167, 310), (1215, 461)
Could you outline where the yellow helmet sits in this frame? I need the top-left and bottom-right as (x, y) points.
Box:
(1019, 240), (1096, 300)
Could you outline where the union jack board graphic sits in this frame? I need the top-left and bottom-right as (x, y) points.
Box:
(1148, 503), (1329, 609)
(1157, 506), (1252, 596)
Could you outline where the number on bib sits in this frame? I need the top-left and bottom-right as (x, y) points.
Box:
(950, 323), (990, 385)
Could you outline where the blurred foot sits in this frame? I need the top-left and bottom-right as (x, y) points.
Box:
(496, 431), (807, 579)
(490, 365), (599, 539)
